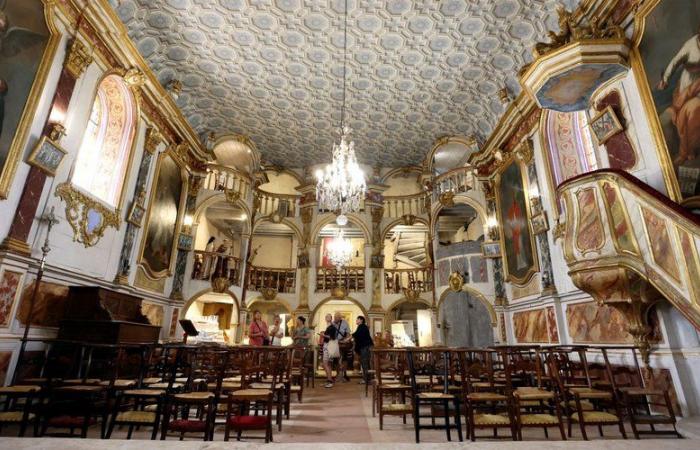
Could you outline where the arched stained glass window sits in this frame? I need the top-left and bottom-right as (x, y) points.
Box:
(72, 74), (136, 207)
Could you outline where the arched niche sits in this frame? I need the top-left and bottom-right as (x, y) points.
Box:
(381, 167), (423, 196)
(258, 169), (303, 195)
(432, 201), (485, 246)
(246, 296), (294, 339)
(193, 194), (250, 254)
(384, 297), (432, 345)
(314, 216), (369, 268)
(425, 136), (479, 175)
(436, 286), (496, 347)
(212, 134), (260, 174)
(312, 213), (372, 247)
(309, 296), (369, 329)
(250, 218), (302, 269)
(381, 220), (431, 270)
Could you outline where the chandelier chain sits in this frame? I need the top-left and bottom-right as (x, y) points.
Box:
(341, 0), (348, 130)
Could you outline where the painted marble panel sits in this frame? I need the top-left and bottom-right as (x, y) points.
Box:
(0, 351), (11, 384)
(0, 270), (22, 327)
(641, 206), (681, 282)
(567, 301), (632, 343)
(575, 188), (605, 253)
(169, 308), (179, 337)
(513, 309), (549, 343)
(437, 259), (450, 286)
(17, 280), (69, 327)
(546, 306), (559, 343)
(677, 227), (700, 300)
(601, 181), (638, 255)
(642, 367), (682, 417)
(470, 255), (488, 283)
(142, 301), (164, 326)
(595, 91), (637, 170)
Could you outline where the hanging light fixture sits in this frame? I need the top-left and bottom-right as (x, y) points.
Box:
(316, 0), (366, 224)
(327, 228), (353, 269)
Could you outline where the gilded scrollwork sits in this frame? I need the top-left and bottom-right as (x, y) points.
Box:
(144, 127), (163, 155)
(64, 38), (93, 79)
(55, 183), (121, 247)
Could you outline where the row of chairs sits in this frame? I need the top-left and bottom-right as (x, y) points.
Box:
(370, 345), (682, 442)
(0, 341), (310, 442)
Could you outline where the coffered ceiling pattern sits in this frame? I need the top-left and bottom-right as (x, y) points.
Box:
(115, 0), (577, 167)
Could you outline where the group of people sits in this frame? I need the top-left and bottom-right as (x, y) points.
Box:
(246, 310), (374, 388)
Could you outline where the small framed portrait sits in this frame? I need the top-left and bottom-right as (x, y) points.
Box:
(127, 202), (146, 227)
(26, 136), (67, 177)
(532, 211), (549, 235)
(589, 105), (623, 145)
(481, 241), (502, 259)
(177, 232), (193, 251)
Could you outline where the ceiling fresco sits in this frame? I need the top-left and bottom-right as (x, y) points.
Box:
(114, 0), (577, 167)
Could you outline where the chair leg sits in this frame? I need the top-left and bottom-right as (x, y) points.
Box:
(454, 398), (463, 442)
(443, 400), (451, 442)
(413, 402), (420, 443)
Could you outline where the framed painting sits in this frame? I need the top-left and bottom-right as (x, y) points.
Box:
(139, 152), (186, 278)
(532, 211), (549, 235)
(0, 0), (59, 198)
(177, 232), (193, 251)
(495, 157), (539, 285)
(633, 0), (700, 203)
(481, 241), (501, 259)
(589, 105), (623, 145)
(26, 135), (66, 176)
(127, 202), (145, 227)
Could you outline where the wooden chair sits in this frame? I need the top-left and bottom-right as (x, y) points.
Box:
(373, 348), (412, 429)
(0, 385), (41, 437)
(160, 390), (216, 441)
(106, 388), (164, 440)
(406, 348), (463, 442)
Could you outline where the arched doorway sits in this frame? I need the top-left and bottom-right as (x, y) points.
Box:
(386, 298), (432, 347)
(246, 297), (294, 345)
(310, 297), (368, 335)
(438, 289), (494, 347)
(183, 290), (240, 343)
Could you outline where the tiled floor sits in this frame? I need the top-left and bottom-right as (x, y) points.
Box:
(0, 380), (693, 446)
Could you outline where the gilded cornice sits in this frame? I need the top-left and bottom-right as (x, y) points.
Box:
(57, 0), (209, 166)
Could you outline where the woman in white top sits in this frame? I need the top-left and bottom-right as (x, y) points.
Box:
(269, 315), (284, 346)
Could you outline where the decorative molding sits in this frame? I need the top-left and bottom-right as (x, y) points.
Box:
(54, 183), (120, 247)
(134, 265), (166, 293)
(448, 271), (464, 292)
(64, 38), (93, 79)
(144, 127), (163, 155)
(260, 287), (277, 301)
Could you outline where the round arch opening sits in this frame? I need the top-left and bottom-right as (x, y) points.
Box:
(310, 297), (368, 336)
(182, 290), (240, 343)
(385, 298), (432, 347)
(246, 297), (294, 345)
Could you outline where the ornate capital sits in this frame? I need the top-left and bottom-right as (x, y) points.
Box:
(123, 67), (146, 87)
(516, 139), (534, 164)
(371, 206), (384, 224)
(144, 127), (163, 155)
(64, 38), (93, 79)
(438, 191), (455, 208)
(401, 214), (417, 226)
(55, 183), (120, 247)
(261, 287), (277, 301)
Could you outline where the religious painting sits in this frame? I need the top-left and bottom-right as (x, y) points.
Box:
(0, 0), (52, 198)
(640, 206), (681, 282)
(589, 105), (623, 145)
(140, 153), (184, 276)
(496, 159), (537, 285)
(26, 135), (66, 176)
(636, 0), (700, 201)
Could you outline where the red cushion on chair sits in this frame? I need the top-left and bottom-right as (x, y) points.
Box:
(47, 415), (96, 428)
(227, 415), (269, 429)
(168, 419), (208, 433)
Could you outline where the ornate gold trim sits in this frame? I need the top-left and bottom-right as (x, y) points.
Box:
(0, 1), (62, 199)
(675, 226), (700, 307)
(64, 37), (93, 79)
(54, 182), (121, 247)
(144, 127), (163, 155)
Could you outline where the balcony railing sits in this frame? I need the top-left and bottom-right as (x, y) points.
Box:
(247, 265), (297, 293)
(255, 189), (300, 218)
(203, 164), (251, 199)
(316, 266), (365, 292)
(384, 267), (433, 294)
(191, 250), (242, 286)
(433, 166), (474, 200)
(383, 193), (428, 218)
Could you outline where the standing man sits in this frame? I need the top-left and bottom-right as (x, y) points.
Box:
(352, 316), (374, 384)
(333, 312), (352, 382)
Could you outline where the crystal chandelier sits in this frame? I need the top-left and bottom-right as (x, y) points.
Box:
(315, 0), (366, 221)
(327, 228), (353, 268)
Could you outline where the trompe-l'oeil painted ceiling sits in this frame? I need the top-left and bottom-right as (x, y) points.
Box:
(115, 0), (577, 167)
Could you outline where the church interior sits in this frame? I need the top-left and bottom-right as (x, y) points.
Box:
(0, 0), (700, 447)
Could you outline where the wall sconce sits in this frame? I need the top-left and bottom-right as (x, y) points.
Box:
(182, 214), (194, 234)
(486, 215), (500, 241)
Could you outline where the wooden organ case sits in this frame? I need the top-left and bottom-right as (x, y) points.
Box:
(57, 286), (161, 344)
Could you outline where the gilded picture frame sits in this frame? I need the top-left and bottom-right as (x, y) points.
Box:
(630, 0), (700, 204)
(589, 105), (623, 145)
(137, 150), (188, 279)
(531, 211), (549, 235)
(481, 241), (502, 259)
(127, 202), (145, 227)
(26, 135), (66, 176)
(494, 154), (539, 286)
(0, 0), (61, 199)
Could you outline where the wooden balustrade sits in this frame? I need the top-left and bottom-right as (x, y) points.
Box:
(255, 189), (300, 218)
(433, 166), (474, 199)
(247, 265), (297, 293)
(382, 193), (428, 218)
(383, 267), (433, 294)
(191, 250), (242, 286)
(203, 164), (251, 199)
(316, 266), (365, 292)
